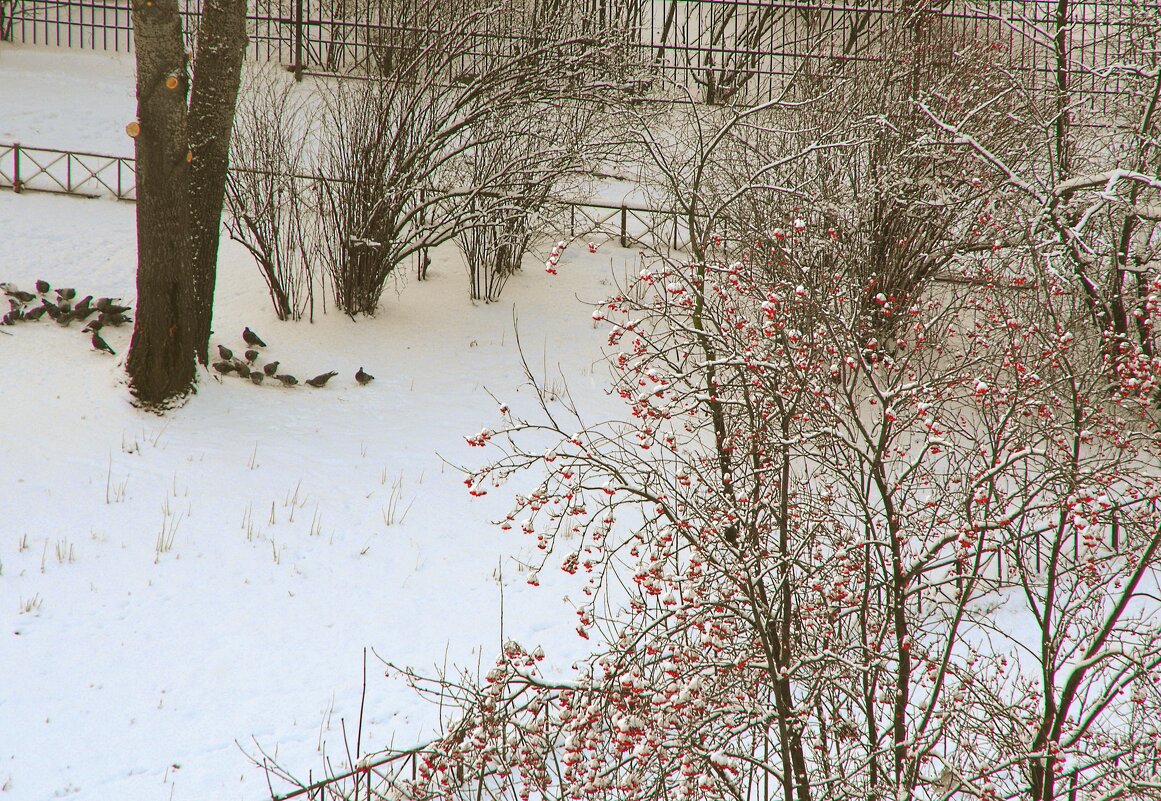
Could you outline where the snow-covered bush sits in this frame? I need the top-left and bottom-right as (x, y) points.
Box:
(453, 102), (598, 302)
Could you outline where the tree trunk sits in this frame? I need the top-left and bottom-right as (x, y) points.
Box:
(127, 0), (196, 405)
(128, 0), (248, 403)
(189, 0), (248, 365)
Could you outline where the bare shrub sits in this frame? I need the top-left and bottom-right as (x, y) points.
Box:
(314, 7), (626, 316)
(225, 71), (320, 321)
(916, 3), (1161, 372)
(637, 23), (1031, 340)
(453, 100), (601, 302)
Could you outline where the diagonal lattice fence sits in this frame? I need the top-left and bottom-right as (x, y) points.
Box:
(0, 142), (136, 199)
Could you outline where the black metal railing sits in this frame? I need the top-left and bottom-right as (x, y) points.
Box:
(0, 0), (1146, 106)
(0, 141), (136, 199)
(0, 141), (692, 250)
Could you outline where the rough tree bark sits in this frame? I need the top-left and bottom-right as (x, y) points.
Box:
(189, 0), (249, 365)
(127, 0), (247, 406)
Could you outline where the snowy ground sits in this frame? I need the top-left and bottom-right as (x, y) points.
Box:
(0, 45), (635, 801)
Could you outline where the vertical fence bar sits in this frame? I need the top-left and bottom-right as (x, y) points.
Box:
(13, 142), (21, 193)
(294, 0), (304, 79)
(620, 204), (627, 248)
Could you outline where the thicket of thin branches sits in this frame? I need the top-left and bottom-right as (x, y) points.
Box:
(452, 101), (607, 302)
(250, 10), (1161, 801)
(311, 5), (627, 315)
(225, 71), (322, 321)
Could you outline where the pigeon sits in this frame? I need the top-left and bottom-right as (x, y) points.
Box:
(242, 327), (267, 348)
(274, 374), (298, 387)
(71, 296), (95, 320)
(91, 332), (116, 355)
(305, 370), (338, 388)
(55, 287), (76, 301)
(249, 372), (265, 386)
(101, 311), (131, 327)
(82, 319), (103, 333)
(232, 362), (252, 379)
(217, 344), (234, 361)
(263, 361), (280, 377)
(43, 301), (61, 321)
(355, 367), (375, 385)
(35, 280), (50, 294)
(5, 288), (36, 304)
(212, 360), (235, 375)
(96, 297), (128, 313)
(24, 305), (48, 322)
(244, 349), (259, 365)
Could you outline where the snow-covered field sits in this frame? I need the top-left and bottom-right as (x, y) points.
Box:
(0, 45), (629, 801)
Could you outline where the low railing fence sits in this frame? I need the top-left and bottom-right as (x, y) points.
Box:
(0, 141), (691, 252)
(0, 142), (136, 200)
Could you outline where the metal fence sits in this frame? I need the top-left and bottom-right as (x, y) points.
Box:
(0, 141), (136, 199)
(0, 141), (694, 250)
(1, 0), (1151, 105)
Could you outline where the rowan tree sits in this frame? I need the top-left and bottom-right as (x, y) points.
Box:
(259, 210), (1161, 801)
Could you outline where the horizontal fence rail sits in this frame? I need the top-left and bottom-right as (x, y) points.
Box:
(0, 0), (1148, 107)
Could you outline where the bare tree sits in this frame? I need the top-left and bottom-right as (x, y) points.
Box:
(127, 0), (247, 405)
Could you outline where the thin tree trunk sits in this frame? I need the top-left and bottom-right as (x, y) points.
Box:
(189, 0), (249, 364)
(127, 0), (196, 405)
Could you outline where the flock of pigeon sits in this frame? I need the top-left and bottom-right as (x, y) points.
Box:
(2, 280), (131, 355)
(3, 281), (375, 390)
(211, 326), (375, 389)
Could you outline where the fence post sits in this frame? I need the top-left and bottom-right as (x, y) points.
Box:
(293, 0), (304, 81)
(13, 142), (21, 193)
(620, 204), (627, 248)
